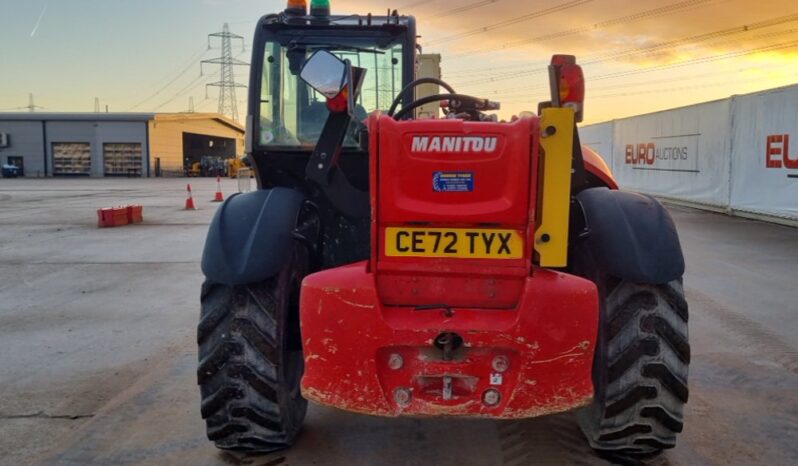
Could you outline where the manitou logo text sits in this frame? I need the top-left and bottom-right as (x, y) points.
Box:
(766, 134), (797, 169)
(411, 136), (498, 154)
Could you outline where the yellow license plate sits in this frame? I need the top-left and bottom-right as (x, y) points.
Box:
(384, 227), (524, 259)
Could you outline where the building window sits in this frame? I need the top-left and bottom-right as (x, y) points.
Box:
(103, 143), (143, 177)
(52, 142), (91, 175)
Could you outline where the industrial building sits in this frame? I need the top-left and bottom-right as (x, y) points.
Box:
(0, 113), (244, 177)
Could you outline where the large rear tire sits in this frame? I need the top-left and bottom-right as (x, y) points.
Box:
(197, 245), (308, 452)
(578, 280), (690, 459)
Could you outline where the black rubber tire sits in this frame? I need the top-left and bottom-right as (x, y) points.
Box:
(197, 244), (308, 453)
(577, 279), (690, 458)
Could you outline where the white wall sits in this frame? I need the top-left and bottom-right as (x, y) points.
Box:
(580, 84), (798, 222)
(729, 86), (798, 220)
(580, 121), (614, 169)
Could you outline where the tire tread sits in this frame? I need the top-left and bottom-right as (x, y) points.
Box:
(578, 280), (689, 457)
(197, 248), (307, 453)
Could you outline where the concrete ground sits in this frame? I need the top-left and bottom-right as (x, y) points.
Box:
(0, 178), (796, 466)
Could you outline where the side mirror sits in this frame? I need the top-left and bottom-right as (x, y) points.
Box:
(300, 50), (347, 99)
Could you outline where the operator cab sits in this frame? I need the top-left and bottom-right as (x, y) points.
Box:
(247, 1), (417, 191)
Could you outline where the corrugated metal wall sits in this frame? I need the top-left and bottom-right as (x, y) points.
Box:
(148, 116), (244, 174)
(0, 121), (46, 177)
(45, 121), (148, 177)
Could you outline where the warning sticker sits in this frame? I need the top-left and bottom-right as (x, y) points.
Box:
(433, 171), (474, 192)
(490, 373), (503, 386)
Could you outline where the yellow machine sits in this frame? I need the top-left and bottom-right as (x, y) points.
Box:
(226, 157), (245, 178)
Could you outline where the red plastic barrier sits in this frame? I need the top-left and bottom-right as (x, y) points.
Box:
(127, 204), (143, 224)
(97, 205), (142, 228)
(97, 208), (115, 228)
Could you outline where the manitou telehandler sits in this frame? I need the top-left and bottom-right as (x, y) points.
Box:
(198, 0), (689, 460)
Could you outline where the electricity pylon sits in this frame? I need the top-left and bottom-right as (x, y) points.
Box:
(201, 23), (248, 122)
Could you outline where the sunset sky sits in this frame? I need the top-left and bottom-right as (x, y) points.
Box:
(1, 0), (797, 124)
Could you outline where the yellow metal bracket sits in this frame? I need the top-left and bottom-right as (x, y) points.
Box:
(535, 107), (576, 267)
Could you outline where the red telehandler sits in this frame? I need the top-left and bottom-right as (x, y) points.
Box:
(198, 1), (689, 461)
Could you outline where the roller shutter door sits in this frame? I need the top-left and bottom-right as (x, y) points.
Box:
(53, 143), (91, 175)
(104, 143), (143, 176)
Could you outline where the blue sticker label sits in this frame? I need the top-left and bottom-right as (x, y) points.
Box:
(433, 171), (474, 192)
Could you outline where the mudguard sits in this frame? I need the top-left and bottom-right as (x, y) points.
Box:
(575, 187), (684, 284)
(201, 188), (304, 286)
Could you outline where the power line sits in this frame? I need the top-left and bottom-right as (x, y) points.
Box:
(467, 25), (798, 93)
(489, 39), (798, 101)
(126, 45), (210, 111)
(505, 74), (796, 103)
(449, 12), (798, 87)
(153, 70), (220, 111)
(589, 38), (798, 81)
(493, 76), (796, 120)
(446, 0), (720, 59)
(399, 0), (435, 10)
(483, 63), (794, 100)
(445, 60), (551, 79)
(587, 76), (794, 99)
(152, 47), (247, 113)
(193, 97), (217, 112)
(26, 93), (43, 112)
(1, 93), (45, 112)
(431, 0), (502, 19)
(424, 0), (594, 46)
(581, 15), (798, 66)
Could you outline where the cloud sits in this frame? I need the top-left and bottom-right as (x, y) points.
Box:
(337, 0), (798, 65)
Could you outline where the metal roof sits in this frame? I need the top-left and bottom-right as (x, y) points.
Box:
(0, 112), (244, 133)
(0, 112), (155, 122)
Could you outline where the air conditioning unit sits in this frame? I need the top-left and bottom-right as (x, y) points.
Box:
(0, 133), (9, 148)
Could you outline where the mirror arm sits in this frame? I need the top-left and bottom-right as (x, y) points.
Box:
(306, 111), (351, 187)
(305, 65), (370, 218)
(347, 60), (356, 119)
(305, 109), (369, 219)
(345, 60), (368, 119)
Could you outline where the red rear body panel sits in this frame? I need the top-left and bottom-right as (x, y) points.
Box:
(301, 262), (597, 417)
(374, 117), (538, 309)
(377, 117), (534, 225)
(300, 114), (600, 418)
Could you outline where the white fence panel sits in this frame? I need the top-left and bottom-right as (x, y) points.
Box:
(579, 121), (614, 166)
(610, 100), (732, 207)
(729, 86), (798, 220)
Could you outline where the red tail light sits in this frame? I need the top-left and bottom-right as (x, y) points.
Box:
(549, 55), (585, 122)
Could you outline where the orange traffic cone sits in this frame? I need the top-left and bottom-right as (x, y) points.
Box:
(185, 184), (197, 210)
(212, 176), (224, 202)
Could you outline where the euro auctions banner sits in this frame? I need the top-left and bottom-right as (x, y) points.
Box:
(729, 86), (798, 220)
(610, 100), (732, 208)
